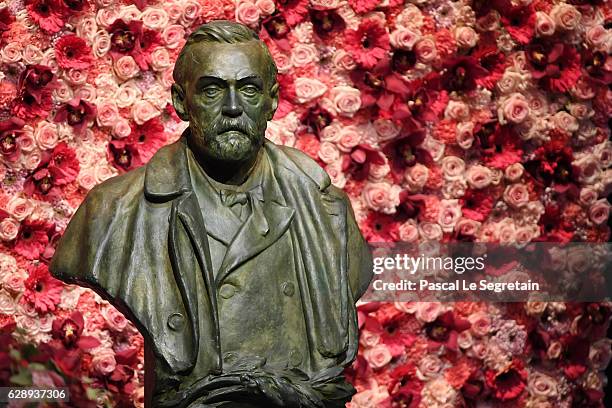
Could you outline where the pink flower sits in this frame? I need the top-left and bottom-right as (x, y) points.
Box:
(345, 19), (390, 69)
(23, 264), (63, 313)
(54, 35), (93, 69)
(363, 343), (392, 369)
(26, 0), (64, 33)
(500, 93), (530, 124)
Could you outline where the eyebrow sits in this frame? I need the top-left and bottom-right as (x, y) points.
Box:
(195, 75), (264, 88)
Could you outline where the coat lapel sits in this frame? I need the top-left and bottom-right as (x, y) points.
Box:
(215, 153), (295, 284)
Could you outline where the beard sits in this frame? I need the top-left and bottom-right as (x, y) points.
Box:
(189, 114), (266, 162)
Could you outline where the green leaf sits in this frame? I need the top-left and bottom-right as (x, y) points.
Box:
(10, 368), (32, 386)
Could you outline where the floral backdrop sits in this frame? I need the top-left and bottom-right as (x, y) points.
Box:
(0, 0), (610, 407)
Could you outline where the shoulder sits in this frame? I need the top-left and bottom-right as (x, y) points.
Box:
(264, 140), (333, 193)
(81, 166), (146, 212)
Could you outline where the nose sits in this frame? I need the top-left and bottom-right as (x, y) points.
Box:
(222, 88), (243, 118)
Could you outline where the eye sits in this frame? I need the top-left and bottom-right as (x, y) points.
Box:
(203, 86), (221, 98)
(240, 85), (259, 96)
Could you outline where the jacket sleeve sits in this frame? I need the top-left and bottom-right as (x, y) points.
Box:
(328, 185), (373, 301)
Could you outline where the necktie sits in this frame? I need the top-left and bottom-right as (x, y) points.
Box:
(219, 185), (269, 236)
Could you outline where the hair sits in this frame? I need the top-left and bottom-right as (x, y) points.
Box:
(173, 20), (278, 91)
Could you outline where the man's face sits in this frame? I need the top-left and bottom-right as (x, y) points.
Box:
(173, 41), (278, 163)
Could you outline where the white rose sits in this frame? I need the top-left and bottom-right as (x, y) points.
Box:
(294, 78), (328, 104)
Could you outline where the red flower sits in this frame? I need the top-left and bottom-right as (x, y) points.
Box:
(24, 142), (80, 198)
(11, 88), (53, 120)
(277, 0), (309, 27)
(347, 0), (380, 14)
(309, 9), (345, 40)
(0, 118), (26, 162)
(0, 7), (15, 32)
(0, 314), (16, 334)
(473, 36), (507, 90)
(424, 311), (470, 351)
(55, 34), (93, 69)
(345, 18), (390, 69)
(526, 41), (581, 93)
(485, 359), (527, 401)
(442, 56), (489, 93)
(460, 189), (495, 222)
(583, 51), (612, 85)
(52, 311), (101, 350)
(23, 264), (64, 313)
(499, 1), (535, 44)
(18, 65), (55, 101)
(108, 19), (161, 70)
(387, 363), (422, 408)
(341, 143), (386, 181)
(362, 212), (400, 242)
(383, 130), (432, 184)
(14, 220), (54, 260)
(54, 98), (97, 134)
(126, 118), (168, 165)
(26, 0), (64, 33)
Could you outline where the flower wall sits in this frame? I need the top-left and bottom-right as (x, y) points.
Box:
(0, 0), (610, 407)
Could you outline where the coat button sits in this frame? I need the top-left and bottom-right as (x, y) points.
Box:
(289, 349), (302, 367)
(281, 282), (295, 297)
(219, 284), (236, 299)
(167, 313), (185, 331)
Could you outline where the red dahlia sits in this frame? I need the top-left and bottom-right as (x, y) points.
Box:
(54, 34), (93, 69)
(26, 0), (64, 33)
(485, 359), (527, 401)
(345, 18), (390, 70)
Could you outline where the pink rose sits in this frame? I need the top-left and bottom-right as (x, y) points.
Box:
(115, 82), (142, 108)
(93, 348), (117, 375)
(373, 119), (400, 142)
(437, 199), (461, 232)
(0, 218), (19, 241)
(92, 30), (111, 58)
(414, 37), (437, 63)
(515, 224), (537, 245)
(114, 55), (140, 81)
(271, 50), (292, 74)
(17, 133), (36, 153)
(500, 93), (530, 124)
(112, 118), (132, 139)
(572, 77), (596, 100)
(0, 290), (16, 315)
(330, 86), (361, 117)
(34, 122), (59, 150)
(7, 197), (33, 221)
(503, 183), (530, 209)
(418, 355), (443, 379)
(547, 341), (562, 359)
(337, 126), (362, 152)
(389, 28), (420, 50)
(255, 0), (275, 15)
(457, 330), (473, 349)
(96, 7), (119, 28)
(1, 42), (21, 63)
(528, 372), (558, 398)
(235, 1), (260, 27)
(468, 312), (491, 336)
(150, 47), (172, 71)
(291, 44), (317, 67)
(368, 162), (390, 181)
(294, 78), (328, 104)
(359, 329), (380, 348)
(23, 44), (43, 65)
(141, 7), (169, 30)
(132, 100), (160, 125)
(445, 100), (470, 121)
(419, 222), (443, 241)
(415, 302), (443, 323)
(96, 101), (119, 128)
(78, 168), (98, 190)
(579, 187), (598, 206)
(181, 0), (201, 25)
(325, 162), (346, 189)
(567, 103), (592, 120)
(454, 26), (478, 48)
(504, 163), (524, 183)
(332, 50), (356, 71)
(317, 142), (340, 164)
(24, 152), (42, 170)
(550, 3), (581, 32)
(440, 156), (465, 181)
(404, 163), (429, 192)
(586, 25), (609, 50)
(455, 218), (481, 237)
(95, 165), (118, 183)
(309, 0), (342, 9)
(552, 111), (579, 133)
(465, 165), (493, 189)
(163, 25), (186, 49)
(363, 344), (392, 369)
(589, 199), (610, 225)
(398, 219), (419, 242)
(102, 305), (129, 332)
(589, 340), (612, 370)
(456, 122), (474, 149)
(362, 182), (400, 214)
(535, 12), (556, 36)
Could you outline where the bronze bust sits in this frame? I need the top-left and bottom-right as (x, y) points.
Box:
(50, 20), (373, 408)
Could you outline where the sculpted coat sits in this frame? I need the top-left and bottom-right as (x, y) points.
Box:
(50, 134), (373, 407)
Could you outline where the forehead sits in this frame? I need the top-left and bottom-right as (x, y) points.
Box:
(185, 41), (267, 84)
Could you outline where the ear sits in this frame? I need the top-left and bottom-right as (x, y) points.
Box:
(267, 81), (279, 121)
(171, 84), (189, 121)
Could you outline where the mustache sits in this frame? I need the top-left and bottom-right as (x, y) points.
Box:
(211, 118), (256, 136)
